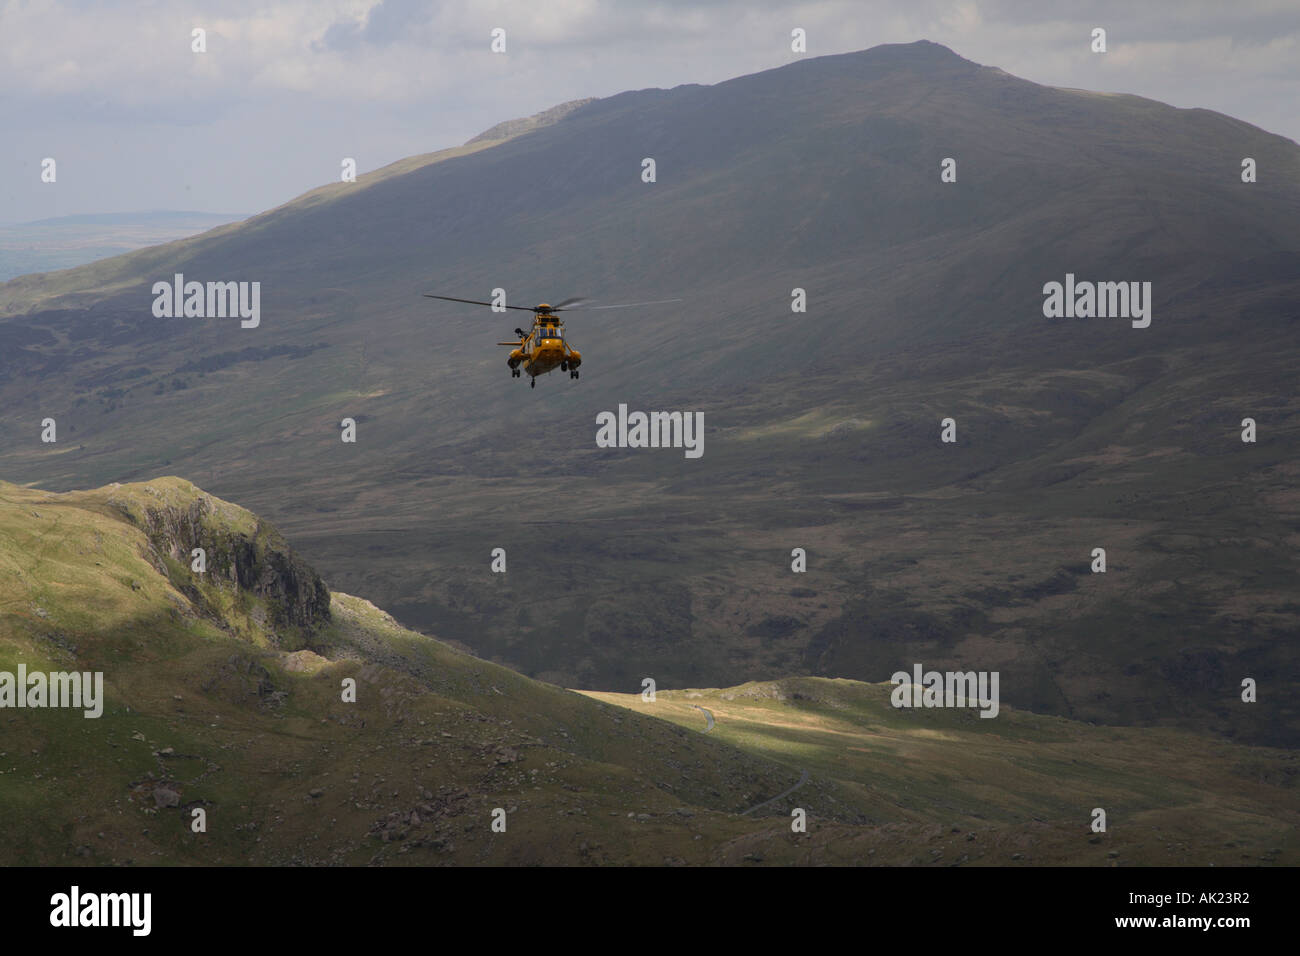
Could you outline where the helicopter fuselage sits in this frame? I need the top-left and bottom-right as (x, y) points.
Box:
(428, 292), (677, 387)
(505, 312), (582, 379)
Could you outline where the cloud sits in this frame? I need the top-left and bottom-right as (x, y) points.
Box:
(317, 0), (439, 52)
(1, 0), (1296, 225)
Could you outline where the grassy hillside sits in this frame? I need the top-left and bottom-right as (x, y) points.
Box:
(0, 477), (815, 865)
(583, 681), (1298, 865)
(1, 477), (1294, 866)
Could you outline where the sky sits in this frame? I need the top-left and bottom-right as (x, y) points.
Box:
(1, 0), (1296, 226)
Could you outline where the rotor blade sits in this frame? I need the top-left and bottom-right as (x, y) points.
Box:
(564, 297), (684, 311)
(551, 296), (587, 309)
(423, 294), (539, 313)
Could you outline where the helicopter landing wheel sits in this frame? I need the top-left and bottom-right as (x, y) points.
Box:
(512, 368), (520, 377)
(561, 361), (568, 372)
(530, 377), (535, 389)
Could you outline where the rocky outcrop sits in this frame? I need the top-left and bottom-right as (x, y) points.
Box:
(466, 98), (597, 144)
(122, 485), (331, 635)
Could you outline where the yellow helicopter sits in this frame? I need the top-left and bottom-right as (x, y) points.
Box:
(423, 293), (681, 388)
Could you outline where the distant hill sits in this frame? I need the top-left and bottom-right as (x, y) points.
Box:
(0, 41), (1297, 744)
(0, 211), (246, 282)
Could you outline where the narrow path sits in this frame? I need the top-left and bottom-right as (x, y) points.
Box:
(691, 704), (714, 732)
(740, 769), (810, 816)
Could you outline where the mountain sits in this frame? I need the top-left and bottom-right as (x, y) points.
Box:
(1, 477), (1294, 865)
(0, 41), (1297, 745)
